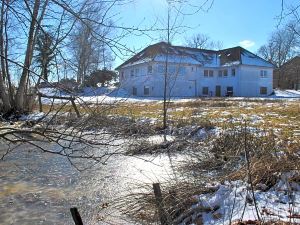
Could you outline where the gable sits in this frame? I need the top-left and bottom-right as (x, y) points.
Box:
(116, 42), (274, 70)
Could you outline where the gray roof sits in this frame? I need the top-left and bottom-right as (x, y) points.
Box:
(116, 42), (274, 69)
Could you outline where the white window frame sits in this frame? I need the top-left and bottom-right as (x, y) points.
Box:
(260, 70), (267, 78)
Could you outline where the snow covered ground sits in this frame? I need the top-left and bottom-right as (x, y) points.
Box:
(191, 174), (300, 225)
(272, 89), (300, 98)
(39, 87), (300, 105)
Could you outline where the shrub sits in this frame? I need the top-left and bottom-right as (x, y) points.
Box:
(84, 69), (117, 87)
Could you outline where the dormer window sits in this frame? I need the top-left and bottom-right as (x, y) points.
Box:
(148, 65), (153, 74)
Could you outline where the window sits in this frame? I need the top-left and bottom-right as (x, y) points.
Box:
(131, 69), (134, 77)
(227, 87), (233, 96)
(135, 68), (139, 76)
(204, 70), (209, 77)
(231, 68), (236, 76)
(218, 70), (222, 77)
(191, 67), (194, 72)
(144, 86), (150, 95)
(260, 70), (267, 78)
(223, 69), (228, 77)
(132, 87), (137, 96)
(148, 65), (153, 74)
(260, 87), (267, 95)
(204, 70), (214, 77)
(121, 71), (124, 79)
(202, 87), (209, 95)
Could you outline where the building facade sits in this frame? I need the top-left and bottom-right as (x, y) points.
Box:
(116, 42), (274, 97)
(274, 56), (300, 90)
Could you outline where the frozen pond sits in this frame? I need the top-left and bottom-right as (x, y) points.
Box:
(0, 142), (183, 225)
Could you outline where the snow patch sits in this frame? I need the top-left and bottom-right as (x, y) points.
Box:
(147, 135), (175, 145)
(19, 112), (45, 121)
(191, 176), (300, 225)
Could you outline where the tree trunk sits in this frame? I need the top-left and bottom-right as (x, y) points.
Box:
(163, 6), (171, 131)
(4, 8), (13, 105)
(15, 0), (41, 113)
(0, 72), (11, 113)
(0, 0), (11, 112)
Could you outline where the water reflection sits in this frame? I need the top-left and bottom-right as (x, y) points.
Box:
(0, 142), (183, 224)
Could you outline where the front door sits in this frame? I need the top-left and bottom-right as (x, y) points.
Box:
(216, 85), (221, 97)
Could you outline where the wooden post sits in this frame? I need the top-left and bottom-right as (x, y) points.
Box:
(71, 99), (80, 118)
(153, 183), (168, 225)
(38, 94), (43, 112)
(70, 207), (83, 225)
(37, 93), (80, 118)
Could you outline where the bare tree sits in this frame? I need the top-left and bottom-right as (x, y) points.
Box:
(258, 22), (299, 88)
(258, 24), (298, 68)
(186, 33), (223, 50)
(0, 0), (62, 114)
(161, 0), (215, 131)
(69, 1), (114, 85)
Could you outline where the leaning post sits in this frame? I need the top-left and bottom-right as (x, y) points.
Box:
(70, 207), (83, 225)
(70, 98), (80, 118)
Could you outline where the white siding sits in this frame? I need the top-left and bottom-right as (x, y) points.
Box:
(239, 65), (273, 97)
(119, 62), (273, 97)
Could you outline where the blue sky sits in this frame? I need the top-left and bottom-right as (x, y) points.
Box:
(114, 0), (297, 65)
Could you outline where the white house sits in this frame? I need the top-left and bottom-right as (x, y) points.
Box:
(116, 42), (274, 97)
